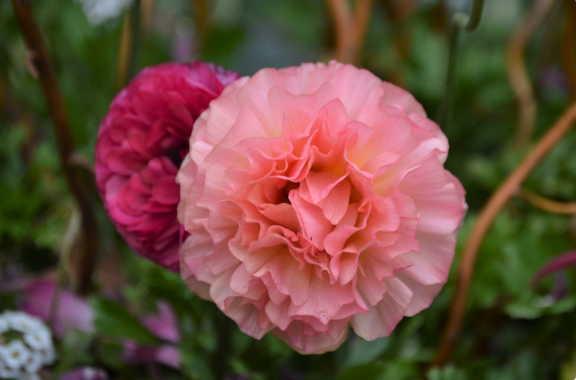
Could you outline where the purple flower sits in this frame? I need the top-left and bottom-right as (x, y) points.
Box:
(22, 280), (94, 338)
(124, 302), (180, 369)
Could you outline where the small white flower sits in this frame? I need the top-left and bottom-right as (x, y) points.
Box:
(23, 351), (43, 373)
(0, 340), (31, 370)
(39, 347), (55, 365)
(0, 311), (55, 377)
(75, 0), (134, 25)
(0, 317), (8, 334)
(23, 331), (51, 352)
(6, 312), (43, 334)
(20, 372), (40, 380)
(0, 363), (20, 378)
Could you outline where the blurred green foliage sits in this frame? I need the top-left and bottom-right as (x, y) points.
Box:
(1, 0), (576, 379)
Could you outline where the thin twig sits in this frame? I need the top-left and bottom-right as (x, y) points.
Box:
(352, 0), (375, 64)
(507, 0), (557, 150)
(433, 100), (576, 367)
(116, 13), (131, 89)
(326, 0), (376, 65)
(437, 0), (485, 130)
(517, 188), (576, 214)
(49, 209), (81, 329)
(116, 0), (141, 90)
(140, 0), (155, 39)
(190, 0), (210, 51)
(326, 0), (355, 63)
(10, 0), (99, 296)
(532, 250), (576, 287)
(380, 0), (417, 22)
(561, 1), (576, 97)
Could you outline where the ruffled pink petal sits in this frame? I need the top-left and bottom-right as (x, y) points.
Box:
(273, 319), (349, 355)
(351, 277), (412, 340)
(177, 61), (465, 354)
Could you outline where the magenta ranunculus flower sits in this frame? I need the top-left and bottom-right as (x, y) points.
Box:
(177, 61), (466, 354)
(95, 61), (239, 271)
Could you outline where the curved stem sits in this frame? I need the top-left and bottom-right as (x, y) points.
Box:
(532, 250), (576, 287)
(140, 0), (155, 39)
(433, 100), (576, 367)
(190, 0), (210, 51)
(438, 0), (485, 130)
(352, 0), (375, 64)
(326, 0), (354, 63)
(507, 0), (557, 150)
(465, 0), (485, 31)
(562, 2), (576, 97)
(10, 0), (99, 296)
(326, 0), (376, 65)
(517, 188), (576, 214)
(116, 0), (141, 90)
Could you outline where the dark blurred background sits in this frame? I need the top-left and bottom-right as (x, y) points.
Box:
(1, 0), (576, 379)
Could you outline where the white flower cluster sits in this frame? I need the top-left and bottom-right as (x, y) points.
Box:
(0, 311), (55, 380)
(74, 0), (134, 25)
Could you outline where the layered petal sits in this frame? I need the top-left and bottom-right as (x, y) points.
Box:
(95, 62), (239, 271)
(178, 61), (466, 353)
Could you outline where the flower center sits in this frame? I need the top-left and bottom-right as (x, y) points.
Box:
(164, 148), (185, 168)
(278, 182), (299, 205)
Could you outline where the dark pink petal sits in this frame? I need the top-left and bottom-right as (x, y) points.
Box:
(95, 61), (238, 272)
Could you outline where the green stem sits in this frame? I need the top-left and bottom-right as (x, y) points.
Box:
(210, 313), (233, 379)
(438, 0), (486, 130)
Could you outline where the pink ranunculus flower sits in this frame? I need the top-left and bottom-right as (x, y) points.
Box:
(95, 61), (239, 271)
(177, 61), (466, 354)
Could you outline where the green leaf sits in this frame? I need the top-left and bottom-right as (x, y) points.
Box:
(427, 366), (467, 380)
(96, 341), (125, 370)
(342, 337), (389, 369)
(180, 354), (215, 380)
(90, 297), (159, 345)
(51, 330), (93, 378)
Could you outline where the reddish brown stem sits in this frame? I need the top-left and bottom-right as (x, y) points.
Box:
(561, 1), (576, 97)
(326, 0), (355, 63)
(10, 0), (98, 296)
(116, 12), (133, 90)
(140, 0), (155, 39)
(517, 188), (576, 214)
(116, 1), (141, 90)
(352, 0), (375, 63)
(190, 0), (210, 50)
(507, 0), (557, 150)
(326, 0), (376, 65)
(433, 100), (576, 367)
